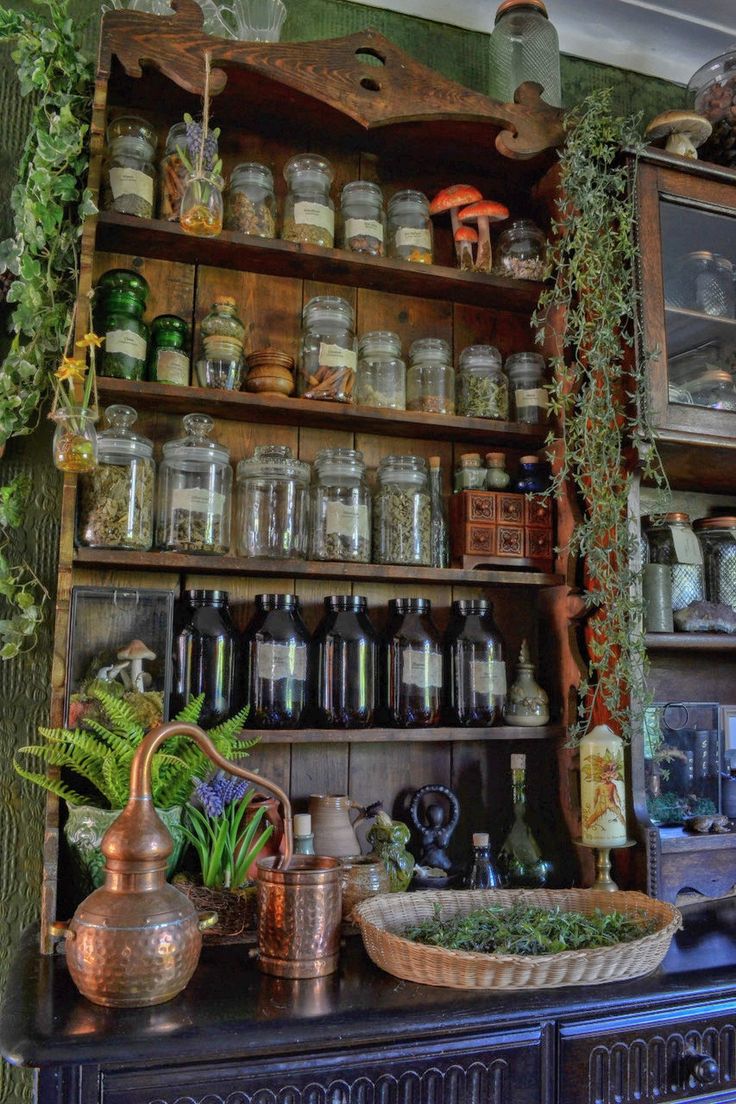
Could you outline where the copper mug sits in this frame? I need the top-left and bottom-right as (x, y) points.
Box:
(256, 854), (342, 978)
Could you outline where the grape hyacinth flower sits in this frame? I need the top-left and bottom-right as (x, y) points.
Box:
(194, 773), (250, 818)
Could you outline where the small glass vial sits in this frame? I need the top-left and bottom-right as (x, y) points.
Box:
(383, 597), (443, 727)
(644, 513), (705, 611)
(311, 595), (378, 727)
(340, 181), (386, 256)
(224, 162), (276, 238)
(374, 454), (431, 566)
(299, 295), (356, 403)
(236, 444), (310, 560)
(180, 171), (224, 238)
(465, 832), (501, 888)
(407, 337), (455, 415)
(513, 454), (549, 494)
(357, 331), (406, 409)
(506, 351), (548, 424)
(489, 0), (561, 107)
(242, 593), (310, 728)
(457, 345), (508, 419)
(387, 189), (433, 264)
(497, 219), (546, 280)
(310, 447), (371, 563)
(454, 452), (487, 492)
(96, 268), (150, 381)
(485, 451), (510, 489)
(283, 154), (335, 248)
(148, 315), (190, 386)
(157, 413), (232, 554)
(444, 598), (507, 726)
(103, 115), (156, 219)
(171, 589), (239, 726)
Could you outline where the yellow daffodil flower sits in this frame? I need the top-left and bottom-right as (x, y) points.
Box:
(55, 356), (88, 383)
(75, 332), (105, 349)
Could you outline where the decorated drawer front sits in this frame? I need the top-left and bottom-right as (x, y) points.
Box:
(560, 1009), (736, 1104)
(101, 1029), (544, 1104)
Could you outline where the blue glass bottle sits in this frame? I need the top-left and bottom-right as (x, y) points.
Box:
(513, 454), (549, 494)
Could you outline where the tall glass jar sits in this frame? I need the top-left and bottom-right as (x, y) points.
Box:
(102, 115), (156, 219)
(428, 455), (449, 568)
(445, 598), (507, 726)
(340, 181), (386, 256)
(298, 295), (356, 403)
(694, 518), (736, 608)
(457, 345), (508, 419)
(148, 314), (190, 386)
(171, 589), (239, 726)
(407, 337), (455, 415)
(644, 513), (705, 611)
(497, 219), (547, 281)
(283, 154), (334, 248)
(310, 447), (371, 563)
(77, 404), (155, 550)
(157, 413), (232, 554)
(96, 269), (150, 381)
(243, 594), (310, 728)
(236, 444), (310, 560)
(311, 595), (378, 728)
(374, 454), (431, 566)
(224, 162), (276, 238)
(383, 597), (443, 727)
(506, 351), (548, 424)
(488, 0), (561, 107)
(387, 189), (433, 264)
(357, 331), (406, 409)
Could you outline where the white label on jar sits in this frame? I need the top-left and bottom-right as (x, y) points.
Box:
(325, 501), (369, 540)
(402, 649), (443, 689)
(171, 487), (225, 517)
(515, 387), (548, 410)
(671, 526), (703, 565)
(256, 641), (307, 682)
(293, 201), (334, 235)
(345, 217), (384, 244)
(106, 328), (147, 361)
(109, 167), (153, 205)
(319, 342), (358, 371)
(395, 227), (431, 250)
(471, 659), (507, 696)
(155, 348), (189, 386)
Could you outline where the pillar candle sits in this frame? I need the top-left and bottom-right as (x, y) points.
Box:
(580, 724), (628, 845)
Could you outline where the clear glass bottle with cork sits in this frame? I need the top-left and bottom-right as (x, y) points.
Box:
(465, 832), (501, 888)
(428, 455), (449, 568)
(499, 753), (551, 886)
(485, 451), (510, 489)
(454, 452), (487, 492)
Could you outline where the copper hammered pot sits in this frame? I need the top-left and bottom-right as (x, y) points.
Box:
(256, 854), (342, 978)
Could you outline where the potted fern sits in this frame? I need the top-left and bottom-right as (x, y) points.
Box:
(14, 687), (256, 895)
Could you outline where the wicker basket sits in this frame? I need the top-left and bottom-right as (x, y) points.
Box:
(173, 877), (258, 942)
(355, 888), (682, 990)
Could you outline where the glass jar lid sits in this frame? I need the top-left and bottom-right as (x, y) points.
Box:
(303, 294), (354, 331)
(387, 189), (429, 216)
(452, 598), (493, 615)
(459, 344), (503, 371)
(230, 161), (274, 192)
(643, 512), (691, 529)
(151, 314), (188, 340)
(359, 331), (402, 358)
(186, 588), (229, 605)
(106, 114), (156, 155)
(284, 153), (334, 190)
(324, 594), (367, 612)
(163, 413), (230, 465)
(694, 517), (736, 531)
(341, 180), (384, 206)
(236, 443), (310, 483)
(459, 452), (483, 468)
(97, 404), (153, 461)
(314, 446), (365, 478)
(388, 597), (432, 615)
(687, 369), (735, 391)
(409, 337), (451, 365)
(506, 351), (545, 378)
(256, 593), (300, 610)
(96, 268), (150, 306)
(689, 45), (736, 98)
(164, 121), (187, 155)
(377, 453), (428, 486)
(498, 219), (546, 251)
(682, 250), (734, 275)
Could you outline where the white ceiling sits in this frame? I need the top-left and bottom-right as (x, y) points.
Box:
(348, 0), (736, 86)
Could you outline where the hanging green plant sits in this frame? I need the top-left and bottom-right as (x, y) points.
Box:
(0, 474), (48, 658)
(534, 88), (667, 745)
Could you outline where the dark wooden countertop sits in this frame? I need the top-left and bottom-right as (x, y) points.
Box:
(4, 897), (736, 1071)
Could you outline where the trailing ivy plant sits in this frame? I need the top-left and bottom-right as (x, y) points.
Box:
(0, 474), (47, 658)
(533, 89), (667, 745)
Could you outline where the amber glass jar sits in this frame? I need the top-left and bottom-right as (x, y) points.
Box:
(382, 598), (443, 727)
(311, 596), (378, 727)
(243, 594), (310, 728)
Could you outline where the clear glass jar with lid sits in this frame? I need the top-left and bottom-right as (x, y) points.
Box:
(454, 452), (487, 492)
(457, 345), (508, 419)
(77, 404), (155, 550)
(373, 454), (431, 566)
(96, 268), (150, 381)
(236, 444), (310, 560)
(387, 189), (433, 264)
(340, 181), (386, 256)
(224, 162), (276, 238)
(496, 219), (546, 281)
(689, 45), (736, 167)
(644, 513), (705, 611)
(156, 413), (232, 554)
(197, 296), (246, 391)
(407, 337), (455, 415)
(103, 115), (156, 219)
(310, 447), (371, 563)
(684, 369), (736, 411)
(282, 154), (335, 247)
(444, 598), (507, 726)
(383, 597), (443, 727)
(488, 0), (561, 107)
(299, 295), (357, 403)
(506, 351), (548, 423)
(694, 517), (736, 608)
(357, 331), (406, 409)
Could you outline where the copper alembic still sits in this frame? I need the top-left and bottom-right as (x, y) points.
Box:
(52, 720), (340, 1008)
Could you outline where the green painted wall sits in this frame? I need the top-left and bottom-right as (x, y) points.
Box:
(0, 2), (685, 1100)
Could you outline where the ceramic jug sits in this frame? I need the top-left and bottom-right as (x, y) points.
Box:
(308, 794), (377, 857)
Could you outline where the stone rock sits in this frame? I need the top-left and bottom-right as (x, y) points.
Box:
(673, 600), (736, 634)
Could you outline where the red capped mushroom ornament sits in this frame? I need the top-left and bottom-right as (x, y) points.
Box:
(454, 226), (478, 271)
(429, 184), (482, 263)
(458, 200), (509, 273)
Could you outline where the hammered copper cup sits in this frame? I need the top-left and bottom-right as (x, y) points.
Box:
(256, 855), (342, 978)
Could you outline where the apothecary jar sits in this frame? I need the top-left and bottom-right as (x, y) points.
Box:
(156, 413), (232, 554)
(224, 162), (276, 238)
(644, 512), (705, 611)
(77, 404), (155, 551)
(457, 345), (508, 419)
(102, 115), (156, 219)
(407, 337), (455, 415)
(283, 153), (335, 248)
(299, 295), (357, 403)
(236, 444), (310, 559)
(373, 454), (431, 566)
(357, 331), (406, 410)
(387, 189), (433, 264)
(310, 447), (371, 563)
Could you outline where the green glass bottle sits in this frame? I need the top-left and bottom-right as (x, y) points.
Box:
(148, 314), (190, 386)
(96, 269), (150, 381)
(499, 753), (551, 887)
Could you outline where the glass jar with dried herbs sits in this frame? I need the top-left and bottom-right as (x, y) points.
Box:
(282, 154), (335, 248)
(340, 180), (386, 256)
(102, 115), (156, 219)
(457, 345), (508, 419)
(157, 413), (232, 554)
(387, 189), (433, 264)
(299, 295), (357, 403)
(235, 444), (310, 560)
(374, 454), (431, 566)
(96, 269), (150, 381)
(77, 404), (155, 551)
(407, 338), (455, 415)
(310, 447), (371, 563)
(224, 162), (276, 238)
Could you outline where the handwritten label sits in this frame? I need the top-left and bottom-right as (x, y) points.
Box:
(345, 217), (384, 243)
(154, 348), (189, 386)
(325, 501), (369, 541)
(171, 487), (225, 517)
(106, 328), (147, 362)
(402, 650), (443, 689)
(294, 201), (334, 235)
(395, 227), (432, 250)
(515, 387), (548, 411)
(109, 167), (153, 205)
(671, 525), (703, 565)
(256, 641), (307, 683)
(318, 342), (357, 371)
(470, 659), (507, 697)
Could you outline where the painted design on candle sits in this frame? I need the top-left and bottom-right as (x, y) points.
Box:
(581, 726), (627, 844)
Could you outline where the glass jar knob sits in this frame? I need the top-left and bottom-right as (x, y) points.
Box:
(183, 412), (215, 440)
(105, 404), (137, 430)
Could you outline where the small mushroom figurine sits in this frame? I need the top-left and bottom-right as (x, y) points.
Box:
(458, 200), (509, 273)
(645, 110), (712, 160)
(117, 639), (156, 692)
(454, 225), (478, 271)
(429, 184), (482, 263)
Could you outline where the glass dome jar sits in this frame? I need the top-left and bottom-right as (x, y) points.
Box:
(387, 189), (433, 264)
(282, 154), (334, 248)
(197, 296), (246, 391)
(644, 513), (705, 611)
(236, 444), (310, 560)
(299, 294), (356, 403)
(340, 181), (386, 256)
(684, 368), (736, 410)
(311, 595), (378, 727)
(496, 219), (546, 281)
(96, 268), (150, 381)
(672, 252), (735, 318)
(444, 598), (507, 726)
(357, 331), (406, 409)
(488, 0), (561, 107)
(156, 413), (232, 554)
(407, 337), (455, 415)
(383, 597), (443, 728)
(457, 345), (508, 419)
(373, 454), (431, 566)
(310, 447), (371, 563)
(224, 162), (276, 238)
(243, 593), (310, 728)
(506, 350), (548, 423)
(77, 404), (155, 550)
(689, 45), (736, 168)
(103, 115), (156, 219)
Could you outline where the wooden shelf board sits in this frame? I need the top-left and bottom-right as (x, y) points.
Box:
(73, 548), (563, 588)
(646, 632), (736, 652)
(659, 826), (736, 854)
(248, 725), (564, 743)
(665, 306), (736, 357)
(95, 211), (543, 313)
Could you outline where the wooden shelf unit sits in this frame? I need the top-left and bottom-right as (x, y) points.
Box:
(645, 632), (736, 652)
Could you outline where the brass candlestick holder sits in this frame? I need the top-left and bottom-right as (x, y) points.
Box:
(575, 838), (636, 892)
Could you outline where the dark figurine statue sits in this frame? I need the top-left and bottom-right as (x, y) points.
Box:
(409, 783), (461, 872)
